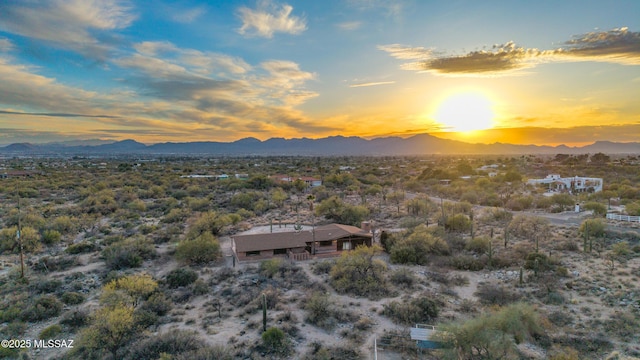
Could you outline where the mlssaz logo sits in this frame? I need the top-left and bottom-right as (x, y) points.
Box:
(34, 339), (74, 348)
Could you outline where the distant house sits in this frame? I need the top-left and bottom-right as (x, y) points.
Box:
(180, 174), (215, 179)
(270, 174), (322, 187)
(298, 176), (322, 187)
(235, 173), (249, 180)
(527, 174), (603, 193)
(232, 223), (373, 262)
(0, 170), (40, 179)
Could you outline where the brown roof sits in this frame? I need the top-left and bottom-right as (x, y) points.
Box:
(233, 223), (371, 253)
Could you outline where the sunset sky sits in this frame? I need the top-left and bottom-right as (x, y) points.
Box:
(0, 0), (639, 146)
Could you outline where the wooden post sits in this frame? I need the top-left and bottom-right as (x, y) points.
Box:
(262, 293), (267, 332)
(17, 195), (25, 279)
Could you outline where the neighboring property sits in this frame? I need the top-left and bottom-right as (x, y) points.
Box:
(232, 223), (373, 262)
(0, 170), (41, 179)
(527, 174), (603, 193)
(270, 174), (322, 187)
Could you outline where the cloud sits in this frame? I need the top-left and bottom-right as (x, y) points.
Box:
(0, 0), (136, 59)
(171, 5), (206, 23)
(458, 124), (640, 146)
(349, 81), (395, 88)
(381, 28), (640, 76)
(237, 0), (306, 38)
(0, 38), (13, 52)
(337, 21), (362, 31)
(551, 27), (640, 65)
(0, 110), (120, 118)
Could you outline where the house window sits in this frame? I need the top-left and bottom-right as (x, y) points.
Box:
(246, 251), (260, 256)
(343, 242), (351, 250)
(320, 240), (333, 247)
(274, 248), (287, 255)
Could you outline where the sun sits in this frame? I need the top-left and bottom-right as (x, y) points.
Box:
(434, 91), (495, 132)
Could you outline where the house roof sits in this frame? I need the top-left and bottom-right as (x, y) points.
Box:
(233, 223), (371, 253)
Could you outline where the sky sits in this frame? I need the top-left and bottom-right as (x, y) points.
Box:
(0, 0), (639, 146)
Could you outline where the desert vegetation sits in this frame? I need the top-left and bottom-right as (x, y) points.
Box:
(0, 154), (639, 359)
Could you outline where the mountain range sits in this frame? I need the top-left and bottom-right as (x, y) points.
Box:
(1, 134), (639, 156)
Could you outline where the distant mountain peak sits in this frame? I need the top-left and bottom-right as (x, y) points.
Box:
(1, 134), (638, 155)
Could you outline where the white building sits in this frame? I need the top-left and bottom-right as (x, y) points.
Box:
(527, 174), (603, 193)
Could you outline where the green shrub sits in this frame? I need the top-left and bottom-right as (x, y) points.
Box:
(175, 232), (220, 265)
(39, 324), (62, 339)
(102, 236), (156, 271)
(305, 292), (333, 328)
(61, 291), (86, 305)
(262, 327), (290, 355)
(22, 295), (63, 322)
(103, 246), (143, 270)
(436, 303), (544, 359)
(191, 279), (209, 296)
(445, 214), (471, 232)
(475, 284), (521, 306)
(260, 258), (285, 277)
(32, 278), (64, 294)
(133, 309), (159, 328)
(449, 255), (486, 271)
(165, 268), (198, 288)
(1, 306), (23, 323)
(60, 310), (89, 330)
(390, 225), (449, 265)
(311, 260), (335, 275)
(66, 241), (96, 254)
(389, 268), (417, 288)
(465, 236), (490, 254)
(125, 330), (205, 360)
(42, 230), (62, 245)
(2, 321), (27, 337)
(525, 252), (554, 272)
(141, 293), (173, 316)
(33, 256), (78, 272)
(383, 295), (440, 325)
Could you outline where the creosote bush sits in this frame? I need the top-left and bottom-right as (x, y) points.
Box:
(22, 295), (63, 322)
(165, 268), (198, 288)
(175, 232), (221, 265)
(261, 327), (291, 356)
(39, 324), (62, 339)
(382, 295), (440, 325)
(475, 283), (521, 306)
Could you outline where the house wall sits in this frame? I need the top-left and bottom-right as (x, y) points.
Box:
(236, 249), (276, 262)
(337, 236), (372, 251)
(236, 247), (308, 262)
(314, 241), (338, 254)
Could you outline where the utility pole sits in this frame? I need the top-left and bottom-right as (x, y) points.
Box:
(17, 195), (25, 279)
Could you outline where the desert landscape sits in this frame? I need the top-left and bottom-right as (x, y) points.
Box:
(0, 154), (639, 359)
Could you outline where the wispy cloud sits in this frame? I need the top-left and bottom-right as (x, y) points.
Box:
(0, 38), (13, 52)
(337, 21), (362, 31)
(381, 28), (640, 77)
(171, 5), (206, 23)
(349, 81), (395, 88)
(0, 33), (327, 144)
(237, 0), (306, 38)
(0, 0), (136, 59)
(0, 110), (120, 118)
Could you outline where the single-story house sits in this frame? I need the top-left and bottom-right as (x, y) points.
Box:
(232, 223), (373, 262)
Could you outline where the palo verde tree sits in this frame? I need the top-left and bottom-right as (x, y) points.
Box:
(435, 303), (544, 360)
